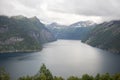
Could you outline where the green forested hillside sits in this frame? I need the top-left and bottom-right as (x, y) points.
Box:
(0, 15), (56, 53)
(82, 20), (120, 53)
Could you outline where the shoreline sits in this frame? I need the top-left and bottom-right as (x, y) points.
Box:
(0, 49), (42, 54)
(0, 40), (57, 54)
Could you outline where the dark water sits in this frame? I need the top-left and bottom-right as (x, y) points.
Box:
(0, 40), (120, 80)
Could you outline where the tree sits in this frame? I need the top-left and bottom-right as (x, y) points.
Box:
(0, 67), (10, 80)
(67, 76), (80, 80)
(95, 73), (100, 80)
(34, 64), (53, 80)
(54, 76), (64, 80)
(81, 74), (94, 80)
(112, 73), (120, 80)
(18, 76), (33, 80)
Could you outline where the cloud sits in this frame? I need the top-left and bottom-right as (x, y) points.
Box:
(0, 0), (120, 25)
(48, 0), (120, 16)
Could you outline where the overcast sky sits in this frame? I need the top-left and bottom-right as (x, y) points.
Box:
(0, 0), (120, 25)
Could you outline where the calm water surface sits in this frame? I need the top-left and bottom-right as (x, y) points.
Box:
(0, 40), (120, 80)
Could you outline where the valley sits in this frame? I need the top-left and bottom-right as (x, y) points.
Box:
(0, 15), (120, 80)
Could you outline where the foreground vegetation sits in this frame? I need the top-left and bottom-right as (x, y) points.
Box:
(0, 64), (120, 80)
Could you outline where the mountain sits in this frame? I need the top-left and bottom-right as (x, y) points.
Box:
(82, 20), (120, 53)
(46, 21), (96, 39)
(46, 23), (68, 38)
(69, 21), (95, 27)
(0, 15), (56, 53)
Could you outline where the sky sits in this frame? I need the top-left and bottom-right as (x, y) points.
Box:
(0, 0), (120, 25)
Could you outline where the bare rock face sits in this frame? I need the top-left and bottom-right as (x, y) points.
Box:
(0, 25), (8, 33)
(40, 29), (56, 43)
(0, 37), (24, 45)
(29, 29), (56, 43)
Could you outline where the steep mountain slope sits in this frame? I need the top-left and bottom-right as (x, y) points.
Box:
(82, 20), (120, 53)
(46, 21), (95, 40)
(0, 15), (56, 53)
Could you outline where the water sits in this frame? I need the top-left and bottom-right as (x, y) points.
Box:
(0, 40), (120, 80)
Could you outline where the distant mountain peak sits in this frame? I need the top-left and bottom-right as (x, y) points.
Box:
(47, 22), (67, 28)
(69, 21), (96, 27)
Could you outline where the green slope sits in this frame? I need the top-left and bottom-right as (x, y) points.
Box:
(82, 20), (120, 53)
